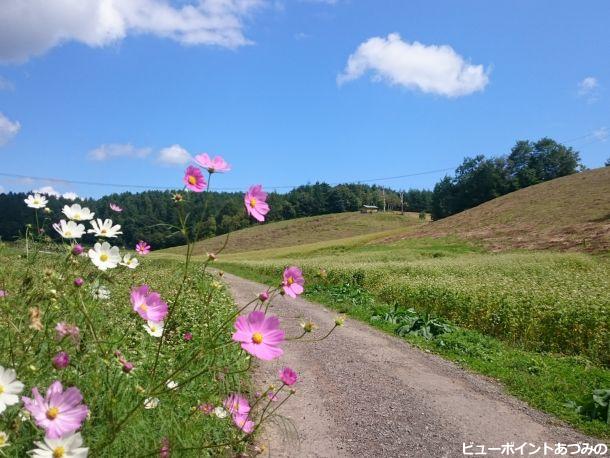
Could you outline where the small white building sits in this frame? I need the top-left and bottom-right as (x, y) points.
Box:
(361, 205), (378, 213)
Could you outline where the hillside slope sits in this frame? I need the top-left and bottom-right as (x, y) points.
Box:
(161, 211), (421, 256)
(397, 167), (610, 252)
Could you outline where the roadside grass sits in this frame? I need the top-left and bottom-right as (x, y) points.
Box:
(0, 246), (251, 456)
(159, 211), (422, 256)
(216, 262), (610, 439)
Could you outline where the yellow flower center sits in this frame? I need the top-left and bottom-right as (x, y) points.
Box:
(33, 199), (40, 205)
(100, 253), (109, 262)
(74, 213), (81, 220)
(249, 197), (257, 208)
(46, 407), (60, 420)
(139, 303), (148, 312)
(188, 175), (197, 185)
(150, 325), (158, 332)
(53, 446), (66, 458)
(287, 276), (294, 285)
(251, 332), (263, 344)
(0, 385), (4, 394)
(101, 229), (107, 234)
(0, 435), (5, 447)
(64, 231), (72, 237)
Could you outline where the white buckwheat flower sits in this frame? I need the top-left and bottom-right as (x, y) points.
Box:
(62, 204), (94, 221)
(88, 218), (123, 238)
(0, 431), (9, 448)
(88, 242), (121, 271)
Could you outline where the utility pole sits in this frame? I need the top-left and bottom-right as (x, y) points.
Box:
(382, 189), (386, 213)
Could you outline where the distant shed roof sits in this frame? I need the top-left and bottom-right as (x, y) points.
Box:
(362, 205), (378, 209)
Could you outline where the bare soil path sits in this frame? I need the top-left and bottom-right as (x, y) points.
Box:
(221, 272), (601, 458)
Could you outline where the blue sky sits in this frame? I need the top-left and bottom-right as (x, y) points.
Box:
(0, 0), (608, 198)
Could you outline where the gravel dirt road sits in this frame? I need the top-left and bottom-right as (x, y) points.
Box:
(221, 272), (602, 458)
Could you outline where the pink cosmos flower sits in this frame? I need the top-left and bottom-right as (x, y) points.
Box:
(0, 290), (6, 298)
(130, 285), (169, 322)
(135, 241), (151, 255)
(183, 332), (193, 341)
(244, 185), (270, 222)
(223, 393), (250, 416)
(52, 352), (70, 370)
(183, 165), (207, 192)
(160, 437), (171, 458)
(193, 153), (231, 173)
(282, 266), (305, 298)
(22, 381), (88, 439)
(232, 311), (284, 361)
(278, 367), (298, 386)
(55, 323), (80, 344)
(233, 414), (255, 434)
(109, 203), (123, 212)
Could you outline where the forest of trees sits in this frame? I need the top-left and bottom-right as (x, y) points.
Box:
(0, 137), (584, 249)
(0, 184), (432, 249)
(430, 137), (583, 219)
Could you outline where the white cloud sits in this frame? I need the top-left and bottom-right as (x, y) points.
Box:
(158, 144), (192, 165)
(0, 0), (265, 63)
(0, 185), (5, 194)
(337, 33), (489, 97)
(33, 186), (61, 197)
(0, 76), (14, 91)
(62, 192), (79, 200)
(0, 112), (20, 146)
(88, 143), (152, 161)
(592, 127), (608, 142)
(578, 76), (600, 103)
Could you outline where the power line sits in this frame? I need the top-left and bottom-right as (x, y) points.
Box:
(0, 129), (604, 193)
(0, 166), (457, 193)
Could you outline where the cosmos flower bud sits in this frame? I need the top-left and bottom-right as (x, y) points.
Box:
(122, 361), (134, 374)
(259, 291), (269, 302)
(300, 320), (315, 333)
(183, 332), (193, 341)
(73, 277), (84, 287)
(72, 244), (84, 256)
(334, 316), (346, 327)
(52, 352), (70, 370)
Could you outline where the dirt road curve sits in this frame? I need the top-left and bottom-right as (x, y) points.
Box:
(221, 272), (601, 458)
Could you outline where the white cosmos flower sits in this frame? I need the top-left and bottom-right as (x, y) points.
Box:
(24, 194), (48, 209)
(0, 366), (24, 414)
(213, 406), (228, 419)
(88, 218), (122, 238)
(62, 204), (94, 221)
(143, 397), (160, 409)
(0, 431), (9, 448)
(52, 220), (86, 239)
(143, 320), (164, 337)
(120, 254), (139, 269)
(88, 242), (121, 271)
(166, 380), (178, 390)
(27, 432), (88, 457)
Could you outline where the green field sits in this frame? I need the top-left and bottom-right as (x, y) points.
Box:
(215, 236), (610, 437)
(160, 211), (422, 256)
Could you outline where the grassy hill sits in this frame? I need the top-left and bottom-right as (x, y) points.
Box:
(407, 167), (610, 253)
(160, 211), (421, 256)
